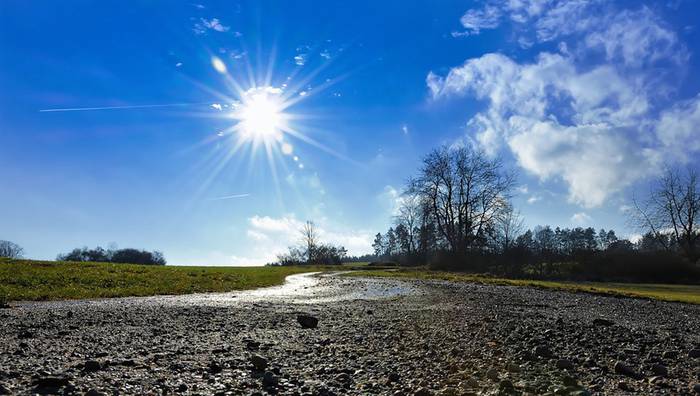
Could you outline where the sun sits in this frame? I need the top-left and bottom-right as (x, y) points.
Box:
(232, 86), (287, 142)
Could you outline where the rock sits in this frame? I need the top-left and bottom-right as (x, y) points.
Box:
(244, 339), (260, 350)
(17, 330), (33, 339)
(562, 376), (578, 387)
(506, 363), (521, 372)
(0, 384), (9, 395)
(85, 389), (107, 396)
(297, 314), (319, 329)
(414, 388), (432, 396)
(662, 350), (678, 359)
(693, 384), (700, 394)
(651, 363), (668, 377)
(556, 359), (574, 370)
(486, 368), (499, 381)
(465, 377), (479, 388)
(689, 349), (700, 358)
(618, 381), (634, 392)
(208, 361), (223, 374)
(250, 355), (268, 371)
(262, 371), (277, 387)
(593, 318), (614, 326)
(33, 376), (72, 391)
(177, 384), (188, 392)
(533, 345), (553, 358)
(335, 373), (351, 384)
(387, 372), (400, 383)
(84, 360), (102, 372)
(614, 361), (641, 379)
(498, 379), (514, 389)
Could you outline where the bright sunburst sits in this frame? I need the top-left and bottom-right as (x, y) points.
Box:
(233, 86), (287, 142)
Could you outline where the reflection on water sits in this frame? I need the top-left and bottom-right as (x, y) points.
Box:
(167, 271), (417, 306)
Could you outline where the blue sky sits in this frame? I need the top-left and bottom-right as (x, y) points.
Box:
(1, 0), (699, 265)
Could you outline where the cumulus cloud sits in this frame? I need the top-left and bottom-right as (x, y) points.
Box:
(430, 1), (698, 207)
(242, 214), (373, 262)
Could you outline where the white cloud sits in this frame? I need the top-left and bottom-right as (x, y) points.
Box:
(570, 212), (592, 225)
(242, 214), (373, 262)
(430, 1), (698, 208)
(456, 5), (503, 35)
(527, 195), (541, 204)
(379, 185), (405, 215)
(193, 18), (230, 35)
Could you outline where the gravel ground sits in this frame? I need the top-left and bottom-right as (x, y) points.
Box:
(1, 273), (699, 395)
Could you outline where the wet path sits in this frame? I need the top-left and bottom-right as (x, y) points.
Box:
(14, 271), (420, 310)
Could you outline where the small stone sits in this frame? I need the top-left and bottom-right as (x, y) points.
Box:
(84, 360), (102, 372)
(85, 389), (106, 396)
(465, 377), (479, 388)
(414, 388), (432, 396)
(693, 384), (700, 394)
(533, 345), (553, 358)
(507, 363), (521, 372)
(262, 371), (277, 387)
(0, 384), (10, 395)
(486, 368), (499, 381)
(250, 354), (268, 371)
(618, 381), (634, 392)
(33, 377), (72, 390)
(689, 349), (700, 358)
(498, 379), (513, 389)
(556, 359), (574, 370)
(614, 361), (641, 379)
(209, 361), (223, 374)
(297, 314), (319, 329)
(562, 376), (578, 387)
(651, 363), (668, 377)
(662, 350), (678, 359)
(335, 372), (351, 384)
(593, 318), (614, 326)
(178, 384), (188, 392)
(387, 372), (400, 383)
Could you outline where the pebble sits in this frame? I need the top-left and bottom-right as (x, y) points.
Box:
(297, 314), (319, 329)
(250, 355), (268, 371)
(651, 363), (668, 377)
(556, 359), (574, 370)
(486, 368), (499, 381)
(614, 361), (641, 379)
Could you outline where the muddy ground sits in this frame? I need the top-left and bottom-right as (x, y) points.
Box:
(1, 273), (699, 395)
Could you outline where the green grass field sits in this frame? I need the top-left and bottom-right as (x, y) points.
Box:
(0, 258), (329, 302)
(348, 269), (700, 304)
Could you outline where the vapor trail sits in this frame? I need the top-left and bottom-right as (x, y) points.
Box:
(39, 102), (208, 112)
(208, 193), (251, 201)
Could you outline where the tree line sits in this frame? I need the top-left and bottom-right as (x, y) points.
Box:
(0, 241), (166, 266)
(370, 144), (700, 283)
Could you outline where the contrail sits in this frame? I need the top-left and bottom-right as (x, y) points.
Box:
(208, 193), (251, 201)
(39, 102), (209, 113)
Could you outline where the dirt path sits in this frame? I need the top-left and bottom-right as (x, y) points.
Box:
(1, 274), (698, 395)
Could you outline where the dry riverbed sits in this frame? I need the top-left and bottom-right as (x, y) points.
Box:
(1, 273), (699, 395)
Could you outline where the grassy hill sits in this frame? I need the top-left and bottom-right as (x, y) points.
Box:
(0, 258), (325, 302)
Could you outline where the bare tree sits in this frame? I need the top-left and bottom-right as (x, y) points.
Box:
(301, 221), (319, 263)
(0, 240), (24, 259)
(408, 145), (514, 254)
(394, 193), (421, 255)
(633, 168), (700, 261)
(493, 203), (524, 252)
